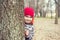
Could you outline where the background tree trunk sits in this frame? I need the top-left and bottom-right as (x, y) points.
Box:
(58, 0), (60, 17)
(0, 0), (24, 40)
(35, 0), (39, 17)
(55, 0), (58, 24)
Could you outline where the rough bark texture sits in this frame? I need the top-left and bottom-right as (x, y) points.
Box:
(0, 0), (24, 40)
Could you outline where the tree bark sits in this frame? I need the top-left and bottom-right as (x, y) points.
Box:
(0, 0), (24, 40)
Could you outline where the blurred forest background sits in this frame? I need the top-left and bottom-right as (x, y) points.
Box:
(0, 0), (60, 40)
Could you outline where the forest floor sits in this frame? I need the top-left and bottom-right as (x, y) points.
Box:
(33, 18), (60, 40)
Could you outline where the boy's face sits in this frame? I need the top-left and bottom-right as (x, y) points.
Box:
(24, 15), (32, 23)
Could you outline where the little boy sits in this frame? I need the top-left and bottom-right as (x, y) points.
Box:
(24, 7), (34, 40)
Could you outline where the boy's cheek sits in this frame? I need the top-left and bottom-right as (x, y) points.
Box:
(24, 16), (32, 23)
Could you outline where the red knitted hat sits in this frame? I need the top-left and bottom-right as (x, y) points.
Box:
(24, 7), (34, 17)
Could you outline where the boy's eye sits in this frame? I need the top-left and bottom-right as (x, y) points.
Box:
(26, 15), (32, 18)
(24, 16), (32, 20)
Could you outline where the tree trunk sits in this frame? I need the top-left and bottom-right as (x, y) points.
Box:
(29, 0), (35, 9)
(58, 0), (60, 17)
(58, 7), (60, 17)
(43, 11), (46, 17)
(51, 11), (53, 19)
(0, 0), (24, 40)
(55, 0), (58, 24)
(35, 0), (39, 17)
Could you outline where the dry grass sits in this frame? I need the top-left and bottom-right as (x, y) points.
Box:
(33, 18), (60, 40)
